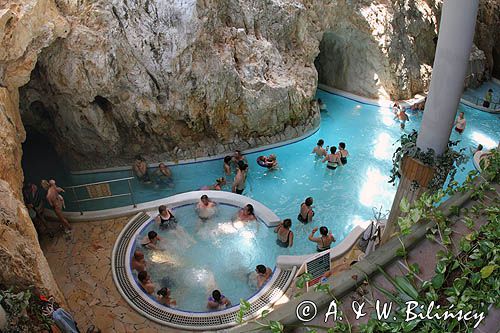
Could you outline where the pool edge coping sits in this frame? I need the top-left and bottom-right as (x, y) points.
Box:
(111, 209), (297, 330)
(70, 123), (320, 175)
(50, 190), (282, 223)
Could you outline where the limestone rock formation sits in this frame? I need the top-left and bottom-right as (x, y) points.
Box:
(17, 0), (500, 170)
(474, 0), (500, 78)
(315, 0), (439, 100)
(20, 0), (322, 169)
(0, 0), (67, 301)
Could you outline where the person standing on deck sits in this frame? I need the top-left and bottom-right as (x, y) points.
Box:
(46, 179), (71, 233)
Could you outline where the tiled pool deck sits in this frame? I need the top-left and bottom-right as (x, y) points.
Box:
(40, 216), (182, 332)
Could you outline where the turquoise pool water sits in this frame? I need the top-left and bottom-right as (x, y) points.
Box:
(29, 90), (500, 248)
(463, 80), (500, 107)
(133, 204), (280, 312)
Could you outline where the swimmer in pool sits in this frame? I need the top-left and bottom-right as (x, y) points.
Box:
(297, 197), (314, 223)
(155, 205), (177, 229)
(196, 195), (217, 219)
(318, 99), (327, 112)
(262, 154), (278, 169)
(312, 139), (327, 157)
(157, 287), (177, 307)
(338, 142), (349, 165)
(207, 290), (231, 310)
(223, 156), (232, 176)
(274, 219), (294, 248)
(140, 231), (161, 250)
(138, 270), (155, 295)
(255, 265), (273, 289)
(131, 250), (147, 272)
(237, 204), (256, 221)
(201, 177), (226, 191)
(396, 107), (409, 130)
(322, 146), (341, 170)
(308, 226), (336, 252)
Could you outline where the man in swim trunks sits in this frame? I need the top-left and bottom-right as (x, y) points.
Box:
(46, 179), (72, 233)
(237, 204), (256, 221)
(312, 139), (327, 157)
(132, 250), (147, 272)
(454, 112), (466, 134)
(232, 161), (248, 194)
(396, 107), (409, 129)
(196, 195), (217, 219)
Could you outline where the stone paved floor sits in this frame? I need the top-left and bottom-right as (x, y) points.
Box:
(40, 216), (181, 333)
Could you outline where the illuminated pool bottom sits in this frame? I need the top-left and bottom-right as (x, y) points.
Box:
(58, 90), (500, 264)
(133, 203), (288, 312)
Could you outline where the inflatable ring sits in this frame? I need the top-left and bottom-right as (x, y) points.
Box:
(257, 156), (270, 168)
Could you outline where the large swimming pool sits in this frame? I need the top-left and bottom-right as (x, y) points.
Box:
(31, 90), (500, 247)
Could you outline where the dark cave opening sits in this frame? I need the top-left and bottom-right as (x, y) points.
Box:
(21, 103), (71, 188)
(92, 95), (113, 113)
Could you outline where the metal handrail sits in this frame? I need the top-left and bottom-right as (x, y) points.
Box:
(64, 176), (134, 189)
(462, 94), (500, 110)
(65, 176), (137, 215)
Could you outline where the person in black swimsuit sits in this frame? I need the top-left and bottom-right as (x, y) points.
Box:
(338, 142), (349, 165)
(274, 219), (294, 248)
(155, 205), (177, 229)
(298, 197), (314, 223)
(308, 226), (335, 252)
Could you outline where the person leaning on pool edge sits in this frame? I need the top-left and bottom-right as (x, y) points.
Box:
(207, 290), (231, 310)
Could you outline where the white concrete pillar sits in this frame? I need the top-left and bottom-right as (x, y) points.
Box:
(416, 0), (479, 155)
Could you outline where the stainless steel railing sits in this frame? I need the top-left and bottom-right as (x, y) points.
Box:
(65, 177), (136, 215)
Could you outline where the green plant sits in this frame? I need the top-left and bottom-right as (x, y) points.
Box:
(362, 146), (499, 332)
(480, 147), (500, 182)
(388, 130), (468, 191)
(0, 288), (54, 332)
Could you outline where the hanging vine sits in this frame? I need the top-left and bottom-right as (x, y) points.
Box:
(388, 130), (469, 191)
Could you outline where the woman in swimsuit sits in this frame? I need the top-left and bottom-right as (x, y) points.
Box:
(338, 142), (349, 165)
(155, 205), (177, 229)
(207, 290), (231, 310)
(140, 231), (161, 250)
(312, 139), (327, 158)
(322, 146), (341, 170)
(274, 219), (294, 248)
(308, 226), (336, 252)
(298, 197), (314, 223)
